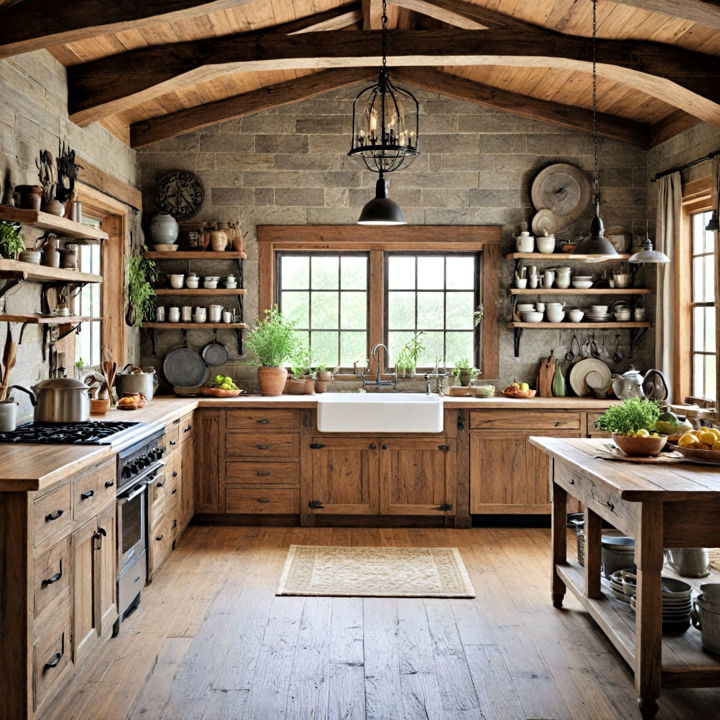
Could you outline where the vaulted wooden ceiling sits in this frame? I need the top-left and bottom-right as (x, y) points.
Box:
(1, 0), (719, 149)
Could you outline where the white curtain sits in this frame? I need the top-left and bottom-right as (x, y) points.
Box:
(654, 172), (681, 390)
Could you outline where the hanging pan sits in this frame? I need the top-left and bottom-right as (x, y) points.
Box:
(201, 330), (229, 367)
(163, 332), (208, 389)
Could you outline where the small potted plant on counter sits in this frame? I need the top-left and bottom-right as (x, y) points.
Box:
(0, 221), (24, 260)
(245, 306), (300, 396)
(314, 363), (334, 393)
(453, 358), (478, 387)
(286, 347), (314, 395)
(595, 398), (665, 456)
(395, 331), (425, 378)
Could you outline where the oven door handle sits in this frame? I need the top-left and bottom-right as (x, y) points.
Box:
(118, 482), (148, 504)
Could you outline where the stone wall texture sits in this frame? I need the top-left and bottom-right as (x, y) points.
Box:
(0, 51), (139, 422)
(139, 85), (655, 391)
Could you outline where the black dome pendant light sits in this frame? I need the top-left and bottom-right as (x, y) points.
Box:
(575, 0), (618, 257)
(349, 0), (419, 225)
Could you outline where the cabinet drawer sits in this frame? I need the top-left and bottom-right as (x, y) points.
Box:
(225, 462), (300, 486)
(180, 413), (194, 443)
(33, 599), (72, 710)
(72, 459), (116, 523)
(149, 472), (173, 527)
(149, 514), (174, 576)
(226, 410), (299, 431)
(165, 450), (182, 487)
(587, 412), (611, 437)
(33, 483), (72, 547)
(163, 422), (181, 454)
(225, 432), (300, 459)
(225, 486), (299, 514)
(470, 410), (582, 431)
(33, 536), (71, 619)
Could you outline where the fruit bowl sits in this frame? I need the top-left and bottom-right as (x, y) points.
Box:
(612, 433), (667, 457)
(502, 389), (537, 399)
(200, 387), (243, 398)
(673, 445), (720, 465)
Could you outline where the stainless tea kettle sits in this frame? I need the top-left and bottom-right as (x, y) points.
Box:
(611, 367), (669, 401)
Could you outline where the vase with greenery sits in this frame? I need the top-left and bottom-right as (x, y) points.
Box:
(287, 346), (314, 395)
(245, 306), (301, 395)
(453, 357), (478, 387)
(125, 250), (157, 327)
(0, 221), (24, 260)
(395, 331), (425, 377)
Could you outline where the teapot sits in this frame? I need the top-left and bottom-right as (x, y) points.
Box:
(611, 367), (669, 401)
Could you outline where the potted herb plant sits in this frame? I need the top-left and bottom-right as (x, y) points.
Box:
(245, 306), (301, 396)
(125, 250), (157, 327)
(0, 221), (24, 260)
(595, 398), (665, 456)
(315, 363), (333, 393)
(395, 331), (425, 377)
(286, 347), (313, 395)
(453, 358), (478, 387)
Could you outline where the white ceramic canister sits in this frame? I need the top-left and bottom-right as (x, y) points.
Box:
(168, 307), (180, 323)
(149, 212), (179, 244)
(223, 310), (233, 323)
(181, 305), (193, 322)
(555, 267), (571, 289)
(515, 232), (534, 253)
(0, 400), (18, 432)
(193, 307), (207, 323)
(536, 232), (556, 254)
(155, 306), (166, 322)
(209, 304), (223, 323)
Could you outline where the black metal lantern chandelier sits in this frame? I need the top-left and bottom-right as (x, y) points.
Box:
(349, 0), (419, 224)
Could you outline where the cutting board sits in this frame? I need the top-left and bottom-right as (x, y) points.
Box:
(537, 352), (555, 397)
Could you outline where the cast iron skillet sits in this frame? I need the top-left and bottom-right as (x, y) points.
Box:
(201, 330), (229, 367)
(163, 337), (208, 388)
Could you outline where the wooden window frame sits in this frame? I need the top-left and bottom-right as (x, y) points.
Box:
(677, 177), (717, 406)
(257, 225), (501, 378)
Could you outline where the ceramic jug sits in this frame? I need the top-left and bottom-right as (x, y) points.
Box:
(149, 212), (179, 244)
(515, 232), (534, 253)
(555, 267), (571, 289)
(542, 269), (555, 288)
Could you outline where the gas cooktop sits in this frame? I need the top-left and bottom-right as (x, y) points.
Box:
(0, 421), (142, 445)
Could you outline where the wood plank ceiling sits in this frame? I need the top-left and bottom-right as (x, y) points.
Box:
(1, 0), (719, 148)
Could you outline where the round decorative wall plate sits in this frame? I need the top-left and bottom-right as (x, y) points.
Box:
(155, 170), (204, 220)
(531, 163), (591, 222)
(531, 209), (560, 236)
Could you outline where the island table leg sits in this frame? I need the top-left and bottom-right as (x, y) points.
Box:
(551, 478), (567, 608)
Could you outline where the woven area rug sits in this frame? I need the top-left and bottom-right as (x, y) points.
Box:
(276, 545), (476, 598)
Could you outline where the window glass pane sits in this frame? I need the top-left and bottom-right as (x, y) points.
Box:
(341, 256), (367, 289)
(311, 256), (339, 289)
(388, 291), (415, 328)
(446, 332), (475, 366)
(446, 292), (475, 329)
(76, 237), (102, 368)
(311, 331), (339, 366)
(340, 291), (366, 329)
(310, 291), (338, 329)
(340, 332), (367, 367)
(388, 331), (413, 365)
(693, 306), (705, 352)
(446, 257), (475, 290)
(281, 256), (309, 289)
(388, 256), (415, 289)
(417, 331), (444, 367)
(706, 354), (717, 400)
(692, 256), (707, 303)
(417, 256), (444, 289)
(706, 307), (716, 353)
(281, 291), (309, 327)
(293, 330), (309, 351)
(417, 292), (444, 329)
(705, 254), (715, 303)
(693, 354), (705, 399)
(693, 213), (705, 254)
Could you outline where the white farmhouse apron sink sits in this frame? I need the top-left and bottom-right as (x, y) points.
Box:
(316, 393), (444, 433)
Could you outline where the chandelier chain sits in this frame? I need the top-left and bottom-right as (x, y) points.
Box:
(592, 0), (599, 202)
(381, 0), (389, 68)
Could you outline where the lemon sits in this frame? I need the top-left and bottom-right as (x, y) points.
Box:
(636, 429), (650, 438)
(679, 433), (701, 448)
(709, 428), (720, 441)
(712, 441), (720, 451)
(698, 429), (716, 446)
(626, 430), (636, 437)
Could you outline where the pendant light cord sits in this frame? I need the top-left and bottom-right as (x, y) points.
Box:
(592, 0), (599, 208)
(381, 0), (388, 69)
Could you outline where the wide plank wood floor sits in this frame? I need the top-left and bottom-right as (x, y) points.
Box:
(43, 526), (720, 720)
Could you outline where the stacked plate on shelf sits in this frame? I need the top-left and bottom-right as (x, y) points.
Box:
(608, 569), (636, 603)
(628, 577), (693, 630)
(586, 311), (613, 322)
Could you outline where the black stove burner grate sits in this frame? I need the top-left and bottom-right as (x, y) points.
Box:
(0, 421), (141, 445)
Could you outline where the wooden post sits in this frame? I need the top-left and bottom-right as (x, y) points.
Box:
(584, 507), (603, 599)
(550, 464), (567, 609)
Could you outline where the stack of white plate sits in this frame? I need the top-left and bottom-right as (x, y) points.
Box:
(586, 312), (613, 322)
(628, 577), (693, 630)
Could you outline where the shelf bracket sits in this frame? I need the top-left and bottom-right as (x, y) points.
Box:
(19, 322), (30, 344)
(235, 328), (243, 355)
(0, 277), (23, 300)
(236, 258), (244, 287)
(149, 328), (157, 356)
(513, 327), (524, 358)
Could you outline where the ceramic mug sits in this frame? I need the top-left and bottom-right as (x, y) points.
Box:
(209, 304), (223, 323)
(155, 306), (166, 322)
(193, 307), (207, 323)
(223, 310), (234, 324)
(168, 307), (180, 323)
(169, 274), (184, 289)
(181, 305), (193, 322)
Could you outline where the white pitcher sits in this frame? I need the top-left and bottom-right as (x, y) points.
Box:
(555, 267), (571, 289)
(542, 269), (555, 288)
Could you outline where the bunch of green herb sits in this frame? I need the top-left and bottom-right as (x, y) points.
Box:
(125, 251), (157, 327)
(290, 346), (313, 378)
(245, 306), (301, 367)
(0, 221), (24, 259)
(594, 398), (661, 435)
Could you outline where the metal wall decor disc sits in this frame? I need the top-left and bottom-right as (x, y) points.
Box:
(531, 163), (591, 221)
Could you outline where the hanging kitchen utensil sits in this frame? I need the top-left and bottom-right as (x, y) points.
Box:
(163, 333), (208, 388)
(537, 350), (555, 398)
(565, 334), (580, 363)
(601, 330), (609, 360)
(201, 330), (229, 367)
(642, 369), (670, 403)
(590, 335), (600, 359)
(612, 334), (623, 363)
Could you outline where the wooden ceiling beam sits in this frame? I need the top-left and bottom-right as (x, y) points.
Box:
(361, 0), (384, 30)
(0, 0), (255, 59)
(393, 67), (649, 147)
(388, 0), (534, 30)
(648, 110), (703, 147)
(130, 68), (373, 148)
(281, 2), (362, 35)
(67, 29), (720, 128)
(609, 1), (720, 30)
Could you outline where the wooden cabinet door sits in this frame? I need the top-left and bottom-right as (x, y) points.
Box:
(95, 503), (118, 638)
(71, 516), (99, 664)
(194, 410), (221, 514)
(470, 431), (581, 513)
(308, 438), (379, 514)
(181, 433), (195, 531)
(379, 438), (456, 516)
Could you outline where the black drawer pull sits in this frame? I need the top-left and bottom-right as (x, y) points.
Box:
(256, 497), (270, 503)
(172, 471), (178, 478)
(43, 651), (63, 672)
(184, 425), (192, 432)
(169, 440), (177, 446)
(156, 480), (166, 488)
(256, 471), (271, 477)
(369, 443), (377, 449)
(256, 444), (269, 449)
(104, 480), (115, 488)
(309, 443), (325, 449)
(308, 500), (324, 509)
(156, 534), (164, 541)
(80, 489), (95, 501)
(41, 570), (62, 588)
(438, 444), (450, 452)
(172, 488), (177, 495)
(381, 444), (388, 450)
(256, 418), (269, 424)
(45, 510), (64, 523)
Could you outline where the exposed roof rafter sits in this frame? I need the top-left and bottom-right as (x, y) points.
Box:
(609, 0), (720, 30)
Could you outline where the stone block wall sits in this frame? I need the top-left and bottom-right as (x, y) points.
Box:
(139, 85), (654, 391)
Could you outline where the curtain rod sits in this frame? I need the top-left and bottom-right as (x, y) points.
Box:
(651, 149), (720, 182)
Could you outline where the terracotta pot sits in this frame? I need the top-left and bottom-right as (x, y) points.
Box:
(42, 198), (65, 217)
(15, 185), (42, 210)
(303, 378), (316, 395)
(257, 366), (287, 396)
(209, 230), (228, 252)
(315, 380), (328, 394)
(317, 370), (333, 382)
(232, 233), (245, 253)
(284, 378), (306, 395)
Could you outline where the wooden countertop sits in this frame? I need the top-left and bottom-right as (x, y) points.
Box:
(0, 396), (615, 492)
(530, 436), (720, 502)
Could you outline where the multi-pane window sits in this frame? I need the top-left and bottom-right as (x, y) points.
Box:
(76, 220), (103, 368)
(690, 210), (716, 400)
(386, 254), (478, 368)
(278, 253), (369, 368)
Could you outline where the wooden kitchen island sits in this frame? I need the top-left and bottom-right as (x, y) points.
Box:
(531, 437), (720, 719)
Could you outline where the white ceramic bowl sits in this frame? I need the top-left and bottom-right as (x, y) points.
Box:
(517, 303), (535, 312)
(520, 310), (544, 323)
(169, 274), (185, 289)
(591, 305), (609, 314)
(572, 279), (593, 289)
(573, 275), (593, 281)
(203, 281), (219, 289)
(569, 309), (584, 322)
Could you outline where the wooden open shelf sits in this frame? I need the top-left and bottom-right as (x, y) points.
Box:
(154, 288), (246, 296)
(143, 322), (247, 330)
(143, 251), (247, 259)
(508, 321), (651, 329)
(505, 252), (631, 261)
(508, 287), (652, 295)
(0, 313), (98, 324)
(0, 258), (102, 284)
(0, 205), (108, 241)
